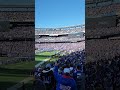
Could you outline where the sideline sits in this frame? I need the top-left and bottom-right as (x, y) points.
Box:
(35, 58), (50, 68)
(7, 77), (33, 90)
(7, 58), (51, 90)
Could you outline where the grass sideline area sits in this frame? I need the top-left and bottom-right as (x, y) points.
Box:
(0, 61), (38, 89)
(0, 51), (63, 89)
(35, 51), (61, 68)
(35, 51), (59, 61)
(36, 51), (58, 56)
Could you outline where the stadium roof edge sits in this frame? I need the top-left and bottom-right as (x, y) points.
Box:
(35, 24), (85, 30)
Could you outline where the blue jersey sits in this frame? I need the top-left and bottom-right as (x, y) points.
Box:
(73, 71), (82, 84)
(54, 66), (77, 90)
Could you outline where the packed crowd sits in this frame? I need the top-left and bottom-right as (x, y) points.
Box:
(0, 11), (34, 64)
(86, 39), (120, 61)
(33, 50), (85, 90)
(0, 7), (34, 65)
(86, 2), (120, 17)
(35, 37), (84, 43)
(0, 41), (34, 63)
(85, 56), (120, 90)
(0, 26), (34, 39)
(35, 42), (85, 53)
(86, 26), (120, 38)
(85, 1), (120, 90)
(0, 12), (34, 21)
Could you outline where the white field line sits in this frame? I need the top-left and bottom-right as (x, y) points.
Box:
(35, 58), (51, 68)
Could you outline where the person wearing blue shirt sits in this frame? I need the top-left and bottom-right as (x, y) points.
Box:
(54, 62), (77, 90)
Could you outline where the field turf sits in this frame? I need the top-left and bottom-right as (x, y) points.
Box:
(0, 61), (38, 89)
(35, 51), (59, 61)
(0, 51), (61, 89)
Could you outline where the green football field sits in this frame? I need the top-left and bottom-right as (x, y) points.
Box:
(35, 50), (59, 61)
(0, 51), (61, 89)
(35, 51), (61, 68)
(0, 60), (38, 89)
(36, 51), (58, 56)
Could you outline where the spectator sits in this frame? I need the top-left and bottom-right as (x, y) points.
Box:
(40, 64), (56, 90)
(54, 62), (77, 90)
(73, 65), (85, 90)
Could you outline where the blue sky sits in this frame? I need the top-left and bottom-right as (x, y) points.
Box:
(35, 0), (85, 28)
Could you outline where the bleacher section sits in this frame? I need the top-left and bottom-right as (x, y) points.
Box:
(35, 25), (85, 43)
(0, 0), (34, 65)
(85, 1), (120, 89)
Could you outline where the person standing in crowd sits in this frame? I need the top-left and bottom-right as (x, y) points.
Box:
(73, 65), (85, 90)
(40, 64), (56, 90)
(54, 62), (77, 90)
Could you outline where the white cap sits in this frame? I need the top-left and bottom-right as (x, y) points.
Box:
(50, 68), (54, 71)
(70, 67), (73, 71)
(63, 68), (70, 73)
